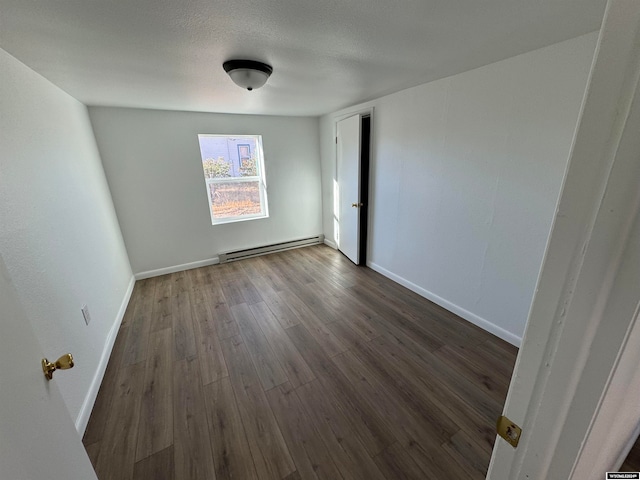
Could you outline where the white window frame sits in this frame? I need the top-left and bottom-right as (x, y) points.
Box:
(197, 134), (269, 225)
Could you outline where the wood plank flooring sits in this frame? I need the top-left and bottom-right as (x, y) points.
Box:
(83, 245), (518, 479)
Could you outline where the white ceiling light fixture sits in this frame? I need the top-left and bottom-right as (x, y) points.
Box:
(223, 60), (273, 91)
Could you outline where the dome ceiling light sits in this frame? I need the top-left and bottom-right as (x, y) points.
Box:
(223, 59), (273, 91)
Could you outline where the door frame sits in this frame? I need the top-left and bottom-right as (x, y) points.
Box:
(488, 0), (640, 476)
(332, 106), (374, 265)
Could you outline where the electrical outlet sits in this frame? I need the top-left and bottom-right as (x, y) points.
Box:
(81, 304), (91, 326)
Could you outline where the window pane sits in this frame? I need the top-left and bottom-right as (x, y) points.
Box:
(198, 133), (268, 225)
(238, 145), (250, 159)
(209, 181), (262, 219)
(198, 136), (258, 178)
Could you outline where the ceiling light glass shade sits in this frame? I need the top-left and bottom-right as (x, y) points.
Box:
(223, 60), (273, 91)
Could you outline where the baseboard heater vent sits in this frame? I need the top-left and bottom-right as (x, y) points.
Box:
(218, 234), (325, 264)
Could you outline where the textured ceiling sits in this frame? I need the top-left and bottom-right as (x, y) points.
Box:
(0, 0), (606, 116)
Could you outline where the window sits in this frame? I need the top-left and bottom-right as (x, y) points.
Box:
(238, 144), (251, 163)
(197, 134), (269, 225)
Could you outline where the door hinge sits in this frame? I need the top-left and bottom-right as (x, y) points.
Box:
(497, 415), (522, 448)
(335, 136), (338, 144)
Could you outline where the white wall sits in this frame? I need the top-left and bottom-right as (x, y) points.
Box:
(0, 49), (133, 427)
(320, 32), (598, 344)
(89, 107), (322, 276)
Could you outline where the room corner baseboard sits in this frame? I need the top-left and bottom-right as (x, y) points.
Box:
(324, 239), (338, 249)
(134, 257), (220, 280)
(75, 274), (135, 435)
(367, 261), (522, 347)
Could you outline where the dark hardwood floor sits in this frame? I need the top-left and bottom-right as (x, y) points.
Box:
(83, 245), (518, 479)
(622, 437), (640, 472)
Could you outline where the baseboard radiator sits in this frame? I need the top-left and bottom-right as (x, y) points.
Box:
(218, 234), (325, 264)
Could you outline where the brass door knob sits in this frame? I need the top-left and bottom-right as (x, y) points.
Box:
(42, 354), (74, 380)
(351, 202), (364, 208)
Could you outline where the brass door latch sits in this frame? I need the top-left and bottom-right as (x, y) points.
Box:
(42, 354), (74, 380)
(497, 415), (522, 448)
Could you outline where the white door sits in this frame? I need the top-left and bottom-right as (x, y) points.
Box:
(336, 114), (362, 264)
(487, 0), (640, 477)
(0, 255), (98, 479)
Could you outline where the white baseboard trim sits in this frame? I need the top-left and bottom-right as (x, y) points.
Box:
(324, 239), (338, 249)
(135, 257), (220, 280)
(367, 261), (522, 347)
(75, 274), (135, 435)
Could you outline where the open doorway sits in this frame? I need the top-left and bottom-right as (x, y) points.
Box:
(336, 113), (372, 266)
(358, 115), (371, 266)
